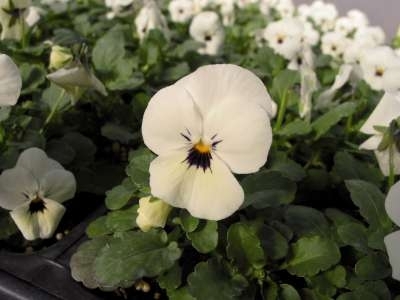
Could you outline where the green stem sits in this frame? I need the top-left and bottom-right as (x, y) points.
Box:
(20, 16), (27, 48)
(40, 90), (66, 134)
(274, 91), (288, 132)
(388, 145), (395, 190)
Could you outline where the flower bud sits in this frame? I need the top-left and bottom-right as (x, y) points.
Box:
(49, 45), (73, 70)
(136, 196), (172, 232)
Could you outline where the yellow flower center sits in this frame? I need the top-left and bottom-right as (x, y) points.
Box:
(194, 140), (211, 154)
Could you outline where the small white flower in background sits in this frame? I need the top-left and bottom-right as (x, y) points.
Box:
(135, 1), (169, 41)
(0, 148), (76, 240)
(105, 0), (134, 19)
(0, 0), (30, 41)
(189, 11), (224, 56)
(40, 0), (70, 14)
(168, 0), (195, 23)
(271, 0), (294, 19)
(354, 26), (385, 47)
(218, 0), (235, 26)
(263, 18), (303, 60)
(259, 0), (271, 15)
(302, 1), (338, 32)
(47, 61), (108, 101)
(236, 0), (258, 9)
(142, 64), (274, 220)
(384, 181), (400, 281)
(302, 20), (320, 47)
(359, 92), (400, 176)
(49, 45), (73, 70)
(136, 196), (172, 232)
(193, 0), (210, 13)
(25, 6), (42, 27)
(334, 9), (368, 37)
(0, 54), (22, 106)
(360, 46), (400, 92)
(321, 31), (350, 61)
(347, 9), (369, 27)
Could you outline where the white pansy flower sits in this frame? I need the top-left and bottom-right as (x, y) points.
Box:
(105, 0), (134, 19)
(189, 11), (224, 56)
(259, 0), (271, 15)
(263, 18), (303, 60)
(136, 196), (172, 232)
(193, 0), (210, 13)
(384, 181), (400, 281)
(272, 0), (294, 19)
(135, 1), (168, 41)
(0, 148), (76, 240)
(307, 1), (338, 32)
(142, 64), (274, 220)
(168, 0), (194, 23)
(321, 31), (350, 60)
(334, 17), (359, 36)
(25, 6), (41, 27)
(0, 0), (30, 41)
(236, 0), (258, 9)
(302, 20), (319, 46)
(360, 46), (400, 92)
(0, 54), (22, 106)
(47, 61), (107, 100)
(40, 0), (69, 14)
(354, 26), (385, 46)
(218, 0), (235, 26)
(347, 9), (369, 27)
(360, 92), (400, 176)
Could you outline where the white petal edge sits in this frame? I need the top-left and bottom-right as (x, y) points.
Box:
(374, 146), (400, 177)
(385, 180), (400, 227)
(0, 54), (22, 106)
(384, 231), (400, 281)
(359, 135), (381, 150)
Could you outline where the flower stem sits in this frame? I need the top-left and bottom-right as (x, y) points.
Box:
(274, 91), (288, 132)
(388, 145), (395, 190)
(40, 90), (66, 134)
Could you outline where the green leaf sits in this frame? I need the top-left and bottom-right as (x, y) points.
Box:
(105, 181), (136, 210)
(174, 210), (200, 233)
(278, 119), (312, 137)
(158, 263), (182, 291)
(241, 170), (296, 209)
(162, 62), (190, 82)
(325, 265), (347, 288)
(312, 102), (357, 139)
(0, 210), (18, 239)
(226, 222), (266, 273)
(187, 221), (218, 253)
(169, 287), (196, 300)
(355, 253), (391, 280)
(259, 225), (289, 260)
(279, 284), (301, 300)
(126, 148), (156, 193)
(20, 63), (46, 94)
(284, 206), (330, 238)
(46, 140), (76, 165)
(271, 69), (300, 100)
(268, 152), (306, 182)
(187, 259), (248, 300)
(86, 216), (112, 238)
(287, 236), (341, 277)
(94, 230), (181, 289)
(337, 222), (368, 252)
(345, 180), (392, 231)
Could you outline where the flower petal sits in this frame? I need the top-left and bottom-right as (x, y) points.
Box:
(16, 147), (63, 179)
(180, 156), (244, 220)
(142, 84), (202, 155)
(359, 135), (381, 150)
(40, 169), (77, 203)
(0, 54), (22, 106)
(384, 231), (400, 281)
(360, 92), (400, 135)
(374, 146), (400, 176)
(177, 64), (275, 118)
(10, 199), (65, 240)
(0, 167), (36, 210)
(136, 196), (172, 232)
(385, 181), (400, 227)
(203, 101), (272, 174)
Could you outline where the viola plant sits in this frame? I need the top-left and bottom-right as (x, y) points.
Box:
(1, 0), (400, 299)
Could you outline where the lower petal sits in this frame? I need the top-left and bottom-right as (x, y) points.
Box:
(384, 231), (400, 281)
(10, 202), (40, 240)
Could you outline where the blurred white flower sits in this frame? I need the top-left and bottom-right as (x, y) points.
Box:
(0, 54), (22, 106)
(384, 181), (400, 281)
(347, 9), (369, 27)
(0, 148), (76, 240)
(360, 92), (400, 176)
(259, 0), (271, 15)
(25, 6), (42, 27)
(301, 20), (319, 46)
(135, 1), (169, 40)
(354, 26), (385, 46)
(193, 0), (210, 13)
(218, 0), (235, 26)
(189, 11), (224, 56)
(360, 46), (400, 92)
(263, 18), (303, 60)
(272, 0), (294, 19)
(236, 0), (258, 9)
(136, 196), (172, 232)
(302, 1), (338, 32)
(41, 0), (69, 13)
(105, 0), (134, 19)
(321, 31), (350, 60)
(168, 0), (194, 23)
(0, 0), (31, 41)
(142, 64), (274, 220)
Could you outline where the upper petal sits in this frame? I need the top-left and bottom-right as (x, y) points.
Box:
(385, 180), (400, 227)
(176, 64), (275, 118)
(40, 169), (77, 203)
(360, 92), (400, 135)
(203, 101), (272, 174)
(142, 84), (202, 155)
(384, 231), (400, 281)
(0, 54), (22, 106)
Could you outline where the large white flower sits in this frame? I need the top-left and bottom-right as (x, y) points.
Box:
(0, 0), (31, 41)
(168, 0), (195, 23)
(385, 181), (400, 281)
(263, 18), (303, 60)
(135, 1), (169, 41)
(0, 54), (22, 106)
(142, 64), (274, 220)
(0, 148), (76, 240)
(360, 46), (400, 92)
(360, 92), (400, 176)
(189, 11), (224, 56)
(321, 31), (350, 61)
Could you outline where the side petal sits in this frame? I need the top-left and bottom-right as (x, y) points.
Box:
(0, 54), (22, 106)
(10, 202), (40, 240)
(360, 92), (400, 135)
(0, 167), (36, 210)
(180, 156), (244, 220)
(203, 102), (272, 174)
(142, 84), (202, 155)
(36, 198), (66, 239)
(374, 146), (400, 177)
(177, 64), (275, 118)
(385, 181), (400, 227)
(40, 169), (77, 203)
(384, 231), (400, 281)
(359, 135), (381, 150)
